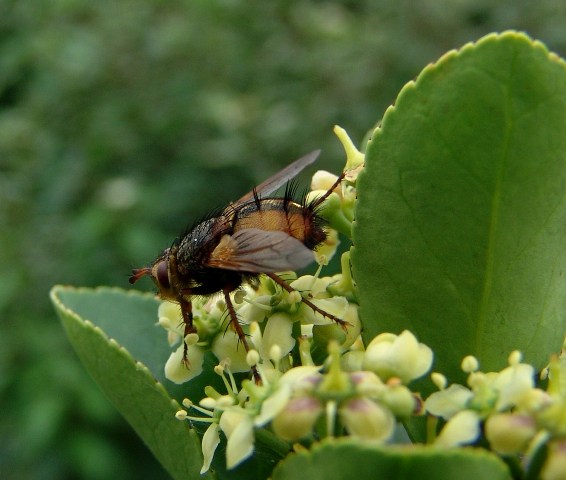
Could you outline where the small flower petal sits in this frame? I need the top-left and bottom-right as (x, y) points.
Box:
(425, 384), (473, 419)
(254, 384), (292, 426)
(223, 414), (255, 469)
(491, 362), (535, 410)
(165, 344), (205, 384)
(200, 423), (221, 474)
(435, 410), (481, 447)
(262, 312), (296, 360)
(211, 330), (250, 373)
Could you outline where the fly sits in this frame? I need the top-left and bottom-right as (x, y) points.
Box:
(129, 150), (346, 381)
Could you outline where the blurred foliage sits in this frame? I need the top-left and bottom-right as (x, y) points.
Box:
(1, 0), (565, 478)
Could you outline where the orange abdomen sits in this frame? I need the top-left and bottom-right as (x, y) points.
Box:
(233, 199), (325, 248)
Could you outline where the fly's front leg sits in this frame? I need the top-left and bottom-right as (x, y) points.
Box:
(179, 296), (196, 368)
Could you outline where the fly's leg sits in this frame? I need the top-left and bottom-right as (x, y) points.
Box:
(179, 296), (196, 368)
(223, 288), (262, 385)
(311, 171), (347, 208)
(266, 272), (351, 331)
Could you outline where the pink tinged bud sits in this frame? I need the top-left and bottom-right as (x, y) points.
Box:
(339, 397), (395, 442)
(485, 413), (537, 455)
(271, 396), (323, 442)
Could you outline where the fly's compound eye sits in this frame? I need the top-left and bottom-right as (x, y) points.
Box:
(154, 260), (170, 289)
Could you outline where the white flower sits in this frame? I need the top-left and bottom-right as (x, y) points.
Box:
(164, 338), (205, 384)
(363, 330), (433, 384)
(492, 362), (535, 411)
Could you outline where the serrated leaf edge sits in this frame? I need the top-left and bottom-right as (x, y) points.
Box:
(49, 284), (181, 411)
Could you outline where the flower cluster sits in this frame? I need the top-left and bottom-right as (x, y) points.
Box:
(158, 252), (361, 385)
(425, 344), (566, 480)
(175, 330), (433, 473)
(169, 125), (395, 472)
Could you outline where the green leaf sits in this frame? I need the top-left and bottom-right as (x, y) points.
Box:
(51, 286), (287, 480)
(353, 32), (566, 386)
(272, 439), (511, 480)
(50, 285), (210, 480)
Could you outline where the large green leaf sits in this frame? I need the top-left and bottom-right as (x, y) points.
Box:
(50, 286), (288, 480)
(353, 32), (566, 385)
(50, 285), (208, 480)
(272, 439), (511, 480)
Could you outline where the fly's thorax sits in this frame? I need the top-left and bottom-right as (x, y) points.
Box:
(176, 217), (224, 275)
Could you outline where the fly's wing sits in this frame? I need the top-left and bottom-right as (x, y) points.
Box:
(235, 150), (320, 204)
(206, 228), (314, 273)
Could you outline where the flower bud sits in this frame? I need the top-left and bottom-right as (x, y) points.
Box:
(339, 397), (395, 442)
(461, 355), (479, 373)
(380, 384), (417, 418)
(272, 396), (323, 441)
(311, 170), (340, 192)
(485, 413), (536, 455)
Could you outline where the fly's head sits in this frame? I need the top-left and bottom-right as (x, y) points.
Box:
(129, 247), (179, 301)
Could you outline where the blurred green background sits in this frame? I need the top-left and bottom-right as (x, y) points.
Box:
(1, 1), (565, 478)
